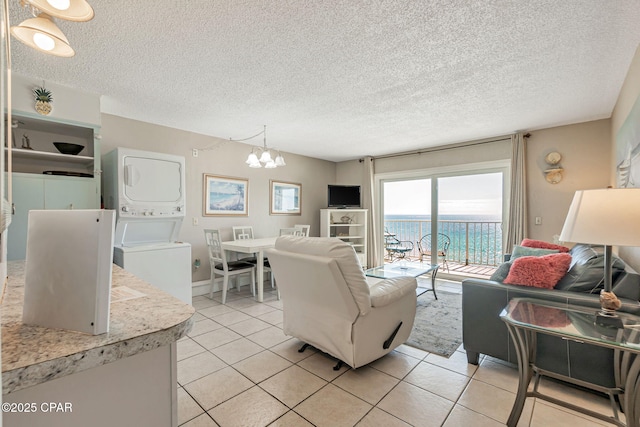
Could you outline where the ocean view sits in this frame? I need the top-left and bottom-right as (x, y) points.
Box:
(384, 214), (503, 266)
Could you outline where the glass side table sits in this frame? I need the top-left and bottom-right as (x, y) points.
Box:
(365, 264), (439, 299)
(500, 298), (640, 427)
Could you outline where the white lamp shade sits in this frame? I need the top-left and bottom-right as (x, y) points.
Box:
(259, 150), (272, 163)
(248, 159), (262, 168)
(264, 160), (277, 168)
(27, 0), (94, 22)
(245, 152), (259, 165)
(275, 154), (286, 166)
(11, 13), (75, 57)
(559, 188), (640, 247)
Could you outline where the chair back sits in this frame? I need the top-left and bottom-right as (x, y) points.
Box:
(204, 229), (228, 268)
(232, 226), (254, 240)
(418, 233), (451, 254)
(294, 224), (311, 236)
(280, 228), (302, 236)
(269, 236), (371, 315)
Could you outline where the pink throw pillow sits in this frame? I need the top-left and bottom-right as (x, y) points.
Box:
(504, 253), (572, 289)
(521, 238), (570, 253)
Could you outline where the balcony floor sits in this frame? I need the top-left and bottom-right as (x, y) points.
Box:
(383, 258), (497, 280)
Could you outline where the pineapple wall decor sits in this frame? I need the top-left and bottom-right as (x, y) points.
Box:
(33, 86), (53, 116)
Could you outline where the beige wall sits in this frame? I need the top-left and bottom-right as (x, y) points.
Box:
(336, 120), (612, 250)
(336, 138), (512, 183)
(612, 45), (640, 271)
(100, 114), (336, 282)
(526, 119), (611, 242)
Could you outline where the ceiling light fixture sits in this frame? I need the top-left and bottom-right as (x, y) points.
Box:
(234, 125), (286, 169)
(10, 0), (94, 57)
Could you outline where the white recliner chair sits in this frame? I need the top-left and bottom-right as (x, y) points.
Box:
(266, 236), (417, 369)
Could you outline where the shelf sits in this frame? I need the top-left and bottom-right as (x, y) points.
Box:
(10, 148), (93, 165)
(321, 208), (368, 269)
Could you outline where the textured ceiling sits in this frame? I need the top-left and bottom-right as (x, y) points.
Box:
(8, 0), (640, 162)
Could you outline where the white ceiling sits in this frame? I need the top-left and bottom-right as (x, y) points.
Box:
(8, 0), (640, 162)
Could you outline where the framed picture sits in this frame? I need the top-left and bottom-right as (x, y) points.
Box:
(616, 93), (640, 188)
(270, 180), (301, 215)
(203, 174), (249, 216)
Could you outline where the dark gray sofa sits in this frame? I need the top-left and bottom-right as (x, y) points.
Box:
(462, 243), (640, 388)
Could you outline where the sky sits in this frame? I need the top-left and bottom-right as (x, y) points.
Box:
(383, 172), (503, 216)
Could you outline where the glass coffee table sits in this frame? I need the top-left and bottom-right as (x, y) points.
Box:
(365, 264), (439, 299)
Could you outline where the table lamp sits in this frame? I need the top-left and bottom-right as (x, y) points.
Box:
(559, 188), (640, 328)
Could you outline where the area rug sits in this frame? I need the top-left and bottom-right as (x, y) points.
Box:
(405, 290), (462, 358)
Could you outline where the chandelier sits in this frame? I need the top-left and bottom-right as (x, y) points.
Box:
(238, 125), (286, 169)
(10, 0), (95, 57)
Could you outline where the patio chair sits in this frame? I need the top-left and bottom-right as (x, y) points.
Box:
(417, 233), (451, 272)
(384, 229), (414, 262)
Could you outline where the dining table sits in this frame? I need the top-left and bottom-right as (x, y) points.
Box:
(221, 236), (278, 302)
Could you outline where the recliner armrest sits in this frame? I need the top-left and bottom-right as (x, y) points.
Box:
(370, 277), (417, 307)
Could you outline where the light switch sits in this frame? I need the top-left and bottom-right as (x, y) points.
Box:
(535, 216), (542, 225)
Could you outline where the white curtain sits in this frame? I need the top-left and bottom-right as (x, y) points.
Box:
(362, 156), (379, 268)
(505, 132), (528, 254)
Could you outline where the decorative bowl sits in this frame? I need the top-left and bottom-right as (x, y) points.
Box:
(53, 142), (84, 155)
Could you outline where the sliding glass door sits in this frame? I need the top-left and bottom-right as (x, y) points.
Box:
(381, 165), (506, 276)
(437, 173), (503, 269)
(383, 179), (431, 261)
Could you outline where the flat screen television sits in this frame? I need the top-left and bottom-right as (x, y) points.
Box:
(328, 185), (361, 208)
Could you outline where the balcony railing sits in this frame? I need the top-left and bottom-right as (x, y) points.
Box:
(384, 219), (503, 267)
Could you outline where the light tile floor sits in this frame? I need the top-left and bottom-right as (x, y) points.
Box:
(178, 279), (619, 426)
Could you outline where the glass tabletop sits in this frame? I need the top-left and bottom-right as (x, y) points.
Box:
(500, 298), (640, 352)
(365, 264), (438, 279)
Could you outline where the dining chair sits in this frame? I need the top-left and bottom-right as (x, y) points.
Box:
(204, 229), (256, 304)
(231, 226), (275, 289)
(294, 224), (311, 236)
(280, 228), (302, 236)
(232, 226), (254, 240)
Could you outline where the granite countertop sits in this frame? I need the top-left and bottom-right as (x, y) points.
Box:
(1, 261), (195, 394)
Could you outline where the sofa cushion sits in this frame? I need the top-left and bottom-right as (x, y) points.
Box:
(521, 238), (570, 253)
(274, 236), (371, 314)
(554, 244), (627, 293)
(612, 272), (640, 300)
(490, 261), (512, 282)
(503, 253), (572, 289)
(511, 245), (559, 260)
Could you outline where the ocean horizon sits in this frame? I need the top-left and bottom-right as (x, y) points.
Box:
(384, 214), (502, 222)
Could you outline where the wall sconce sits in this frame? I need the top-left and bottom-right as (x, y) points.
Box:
(544, 151), (563, 184)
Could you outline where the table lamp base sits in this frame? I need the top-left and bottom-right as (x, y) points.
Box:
(596, 310), (623, 328)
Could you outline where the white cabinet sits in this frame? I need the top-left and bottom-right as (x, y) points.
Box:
(320, 208), (368, 268)
(7, 173), (98, 260)
(6, 113), (101, 260)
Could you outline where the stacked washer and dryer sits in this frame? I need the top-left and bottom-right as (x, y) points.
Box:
(102, 148), (192, 304)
